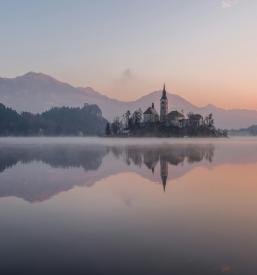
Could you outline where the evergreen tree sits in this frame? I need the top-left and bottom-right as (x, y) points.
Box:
(105, 122), (111, 136)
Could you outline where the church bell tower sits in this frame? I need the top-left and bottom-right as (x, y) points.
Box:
(160, 84), (168, 122)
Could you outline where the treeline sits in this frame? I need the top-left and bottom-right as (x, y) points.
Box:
(0, 103), (107, 136)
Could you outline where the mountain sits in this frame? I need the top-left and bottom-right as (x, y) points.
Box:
(1, 72), (257, 129)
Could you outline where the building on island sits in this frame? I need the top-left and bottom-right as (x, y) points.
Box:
(166, 110), (185, 127)
(188, 113), (204, 127)
(143, 103), (159, 123)
(143, 84), (203, 128)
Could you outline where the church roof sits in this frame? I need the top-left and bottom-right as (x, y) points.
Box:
(167, 110), (184, 120)
(143, 106), (159, 115)
(161, 84), (167, 100)
(144, 103), (159, 115)
(188, 114), (203, 120)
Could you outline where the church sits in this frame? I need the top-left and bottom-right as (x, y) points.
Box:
(143, 84), (186, 127)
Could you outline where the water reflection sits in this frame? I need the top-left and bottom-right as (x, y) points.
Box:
(1, 138), (257, 275)
(0, 143), (215, 202)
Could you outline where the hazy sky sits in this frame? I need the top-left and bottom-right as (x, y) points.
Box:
(1, 0), (257, 109)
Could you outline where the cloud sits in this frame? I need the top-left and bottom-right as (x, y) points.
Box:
(110, 68), (145, 97)
(222, 0), (238, 8)
(122, 68), (133, 80)
(110, 68), (138, 94)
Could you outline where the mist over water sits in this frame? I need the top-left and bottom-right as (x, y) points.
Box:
(0, 137), (257, 275)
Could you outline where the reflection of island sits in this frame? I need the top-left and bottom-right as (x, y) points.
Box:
(110, 144), (214, 191)
(1, 140), (257, 203)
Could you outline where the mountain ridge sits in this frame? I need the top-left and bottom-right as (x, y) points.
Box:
(1, 72), (257, 129)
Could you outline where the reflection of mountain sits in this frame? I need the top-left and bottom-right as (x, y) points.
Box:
(0, 143), (215, 202)
(0, 144), (108, 172)
(0, 144), (109, 202)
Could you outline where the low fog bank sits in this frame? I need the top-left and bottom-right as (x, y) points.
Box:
(0, 136), (256, 146)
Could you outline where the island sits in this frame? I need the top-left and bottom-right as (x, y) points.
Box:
(106, 85), (227, 137)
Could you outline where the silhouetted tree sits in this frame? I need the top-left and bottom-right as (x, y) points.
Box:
(111, 117), (122, 135)
(105, 122), (111, 136)
(122, 110), (131, 129)
(132, 109), (143, 126)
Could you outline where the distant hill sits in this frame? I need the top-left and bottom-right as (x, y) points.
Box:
(229, 124), (257, 136)
(1, 72), (257, 129)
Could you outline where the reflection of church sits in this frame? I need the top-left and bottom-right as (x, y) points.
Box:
(140, 144), (214, 191)
(110, 144), (214, 192)
(160, 157), (168, 191)
(143, 153), (169, 191)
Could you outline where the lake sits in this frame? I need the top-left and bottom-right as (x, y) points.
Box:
(0, 137), (257, 275)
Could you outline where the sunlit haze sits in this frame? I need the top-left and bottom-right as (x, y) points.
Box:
(1, 0), (257, 109)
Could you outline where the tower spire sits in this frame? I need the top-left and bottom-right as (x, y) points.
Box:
(161, 83), (167, 99)
(160, 158), (168, 192)
(162, 175), (167, 192)
(160, 83), (168, 122)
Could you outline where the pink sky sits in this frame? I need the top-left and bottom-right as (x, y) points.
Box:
(1, 1), (257, 109)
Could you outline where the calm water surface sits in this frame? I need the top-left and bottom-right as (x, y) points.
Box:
(0, 137), (257, 275)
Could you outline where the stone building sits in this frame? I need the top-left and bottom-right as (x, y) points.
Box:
(166, 110), (185, 127)
(143, 103), (159, 123)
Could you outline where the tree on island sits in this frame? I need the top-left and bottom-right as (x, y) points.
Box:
(132, 109), (143, 127)
(111, 117), (122, 135)
(105, 122), (111, 136)
(122, 110), (131, 129)
(204, 113), (214, 129)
